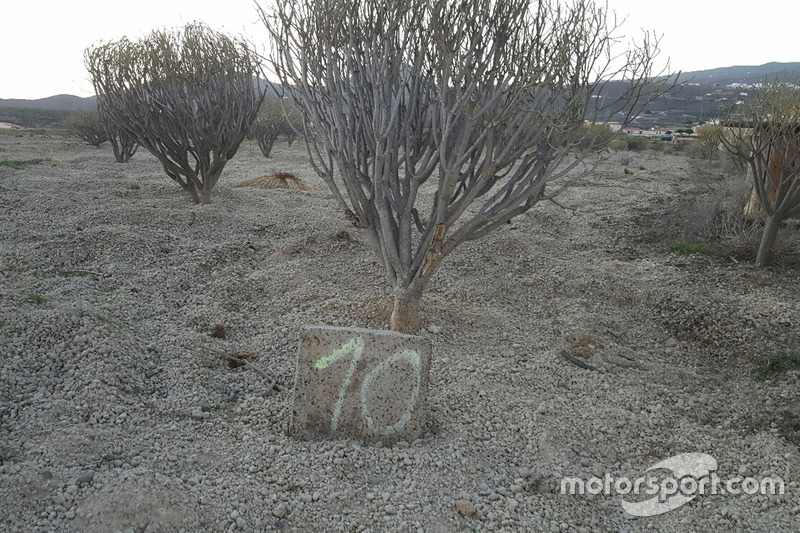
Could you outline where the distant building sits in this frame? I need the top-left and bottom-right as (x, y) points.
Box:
(622, 126), (644, 135)
(639, 127), (674, 138)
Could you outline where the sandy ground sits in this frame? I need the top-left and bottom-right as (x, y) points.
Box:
(1, 132), (800, 532)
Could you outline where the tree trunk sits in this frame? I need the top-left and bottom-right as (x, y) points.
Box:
(199, 187), (212, 205)
(258, 136), (275, 158)
(187, 185), (200, 205)
(756, 214), (782, 267)
(389, 282), (426, 334)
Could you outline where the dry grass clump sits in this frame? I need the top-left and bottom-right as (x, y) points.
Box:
(209, 320), (227, 339)
(236, 172), (311, 190)
(328, 229), (353, 242)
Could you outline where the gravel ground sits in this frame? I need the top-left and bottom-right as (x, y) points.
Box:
(1, 133), (800, 532)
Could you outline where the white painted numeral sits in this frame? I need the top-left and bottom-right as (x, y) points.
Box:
(315, 337), (422, 436)
(360, 349), (421, 436)
(315, 337), (364, 433)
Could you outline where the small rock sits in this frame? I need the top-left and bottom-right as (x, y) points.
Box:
(272, 503), (287, 518)
(384, 504), (397, 515)
(456, 500), (477, 517)
(77, 471), (95, 485)
(427, 325), (442, 334)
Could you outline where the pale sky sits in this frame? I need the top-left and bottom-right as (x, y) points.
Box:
(1, 0), (798, 100)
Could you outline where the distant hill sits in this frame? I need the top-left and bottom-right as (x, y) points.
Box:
(0, 94), (96, 128)
(1, 62), (799, 129)
(676, 62), (800, 86)
(597, 62), (800, 127)
(0, 108), (73, 129)
(0, 94), (96, 112)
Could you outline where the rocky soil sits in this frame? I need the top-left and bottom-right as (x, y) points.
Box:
(1, 132), (800, 532)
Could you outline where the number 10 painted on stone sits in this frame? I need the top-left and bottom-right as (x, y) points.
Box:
(290, 326), (431, 444)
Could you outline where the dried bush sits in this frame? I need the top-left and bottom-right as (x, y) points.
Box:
(63, 111), (108, 146)
(688, 125), (720, 160)
(626, 135), (650, 151)
(618, 152), (634, 166)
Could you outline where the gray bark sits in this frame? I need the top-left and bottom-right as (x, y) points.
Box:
(262, 0), (664, 330)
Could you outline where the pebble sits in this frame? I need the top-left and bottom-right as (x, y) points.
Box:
(456, 500), (477, 517)
(272, 503), (288, 518)
(77, 471), (95, 485)
(2, 143), (799, 532)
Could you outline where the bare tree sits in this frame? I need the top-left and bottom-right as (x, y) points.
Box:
(283, 101), (303, 147)
(718, 83), (800, 266)
(249, 96), (304, 157)
(262, 0), (662, 332)
(63, 111), (108, 146)
(99, 107), (139, 163)
(85, 22), (265, 204)
(249, 96), (289, 158)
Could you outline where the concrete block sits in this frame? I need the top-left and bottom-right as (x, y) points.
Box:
(290, 325), (431, 444)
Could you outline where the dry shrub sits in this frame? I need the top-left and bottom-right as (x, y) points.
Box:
(626, 135), (649, 151)
(607, 139), (628, 151)
(682, 171), (762, 257)
(209, 320), (227, 339)
(328, 229), (353, 242)
(687, 125), (720, 161)
(236, 172), (311, 190)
